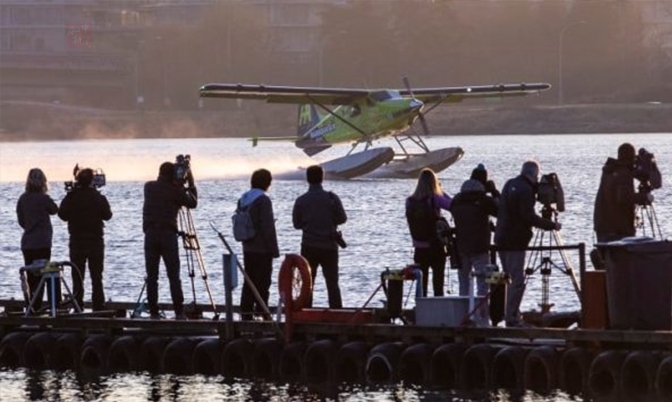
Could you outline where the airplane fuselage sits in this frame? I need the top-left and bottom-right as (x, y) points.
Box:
(297, 91), (422, 150)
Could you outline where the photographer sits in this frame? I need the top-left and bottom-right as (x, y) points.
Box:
(58, 168), (113, 311)
(495, 161), (560, 327)
(594, 143), (654, 243)
(143, 161), (197, 320)
(293, 165), (347, 308)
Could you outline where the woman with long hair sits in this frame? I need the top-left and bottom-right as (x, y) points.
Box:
(405, 168), (452, 296)
(16, 168), (59, 312)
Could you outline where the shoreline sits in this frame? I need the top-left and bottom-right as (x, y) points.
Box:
(1, 103), (670, 142)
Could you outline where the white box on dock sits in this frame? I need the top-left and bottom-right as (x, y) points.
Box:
(415, 296), (485, 327)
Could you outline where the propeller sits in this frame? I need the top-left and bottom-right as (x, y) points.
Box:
(402, 75), (430, 136)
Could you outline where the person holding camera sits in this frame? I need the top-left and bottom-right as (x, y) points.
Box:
(293, 165), (347, 309)
(495, 161), (560, 327)
(58, 168), (113, 311)
(143, 161), (197, 320)
(16, 168), (59, 312)
(594, 143), (653, 243)
(238, 169), (279, 320)
(406, 168), (453, 297)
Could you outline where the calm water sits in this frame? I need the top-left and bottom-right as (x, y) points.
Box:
(0, 133), (670, 401)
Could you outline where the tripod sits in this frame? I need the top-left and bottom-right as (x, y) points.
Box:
(21, 261), (82, 317)
(525, 206), (581, 313)
(132, 207), (218, 320)
(636, 199), (663, 239)
(177, 206), (218, 319)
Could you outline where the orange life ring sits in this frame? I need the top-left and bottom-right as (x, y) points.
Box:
(278, 254), (312, 311)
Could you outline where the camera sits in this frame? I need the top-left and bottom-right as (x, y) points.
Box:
(64, 164), (106, 192)
(175, 154), (191, 183)
(537, 172), (565, 213)
(634, 148), (662, 193)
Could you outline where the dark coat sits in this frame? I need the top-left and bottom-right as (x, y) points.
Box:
(16, 192), (58, 250)
(495, 174), (555, 251)
(143, 178), (197, 233)
(593, 157), (642, 239)
(293, 184), (347, 250)
(59, 187), (112, 244)
(242, 194), (280, 257)
(450, 191), (498, 255)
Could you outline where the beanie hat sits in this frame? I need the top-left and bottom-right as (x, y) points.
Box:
(470, 163), (488, 185)
(461, 179), (485, 193)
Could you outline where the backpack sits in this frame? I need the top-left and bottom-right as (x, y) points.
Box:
(406, 196), (437, 242)
(232, 199), (255, 242)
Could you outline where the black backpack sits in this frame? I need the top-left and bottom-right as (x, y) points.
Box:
(406, 196), (437, 242)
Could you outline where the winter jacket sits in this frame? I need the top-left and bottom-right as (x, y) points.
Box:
(143, 177), (197, 233)
(241, 190), (279, 257)
(593, 157), (643, 239)
(293, 184), (347, 250)
(495, 174), (555, 251)
(16, 192), (59, 250)
(406, 192), (452, 249)
(450, 183), (498, 255)
(59, 186), (112, 244)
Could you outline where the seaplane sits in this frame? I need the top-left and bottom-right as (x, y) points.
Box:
(199, 79), (551, 179)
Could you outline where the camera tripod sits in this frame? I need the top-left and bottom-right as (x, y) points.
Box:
(525, 206), (581, 313)
(636, 201), (663, 239)
(177, 206), (219, 319)
(132, 207), (218, 320)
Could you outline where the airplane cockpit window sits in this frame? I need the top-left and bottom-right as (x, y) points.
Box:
(371, 90), (398, 102)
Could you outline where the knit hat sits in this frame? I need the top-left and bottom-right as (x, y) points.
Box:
(470, 163), (488, 185)
(461, 179), (485, 193)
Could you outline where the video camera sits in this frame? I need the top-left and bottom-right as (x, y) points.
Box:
(634, 148), (662, 196)
(537, 172), (565, 217)
(64, 164), (106, 192)
(175, 154), (191, 184)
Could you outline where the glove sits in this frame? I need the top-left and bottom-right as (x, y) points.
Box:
(554, 222), (562, 231)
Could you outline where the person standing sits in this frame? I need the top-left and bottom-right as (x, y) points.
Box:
(16, 168), (59, 312)
(450, 179), (499, 300)
(594, 143), (651, 243)
(143, 161), (197, 320)
(238, 169), (279, 320)
(495, 160), (560, 327)
(58, 168), (113, 311)
(406, 168), (452, 297)
(293, 165), (347, 309)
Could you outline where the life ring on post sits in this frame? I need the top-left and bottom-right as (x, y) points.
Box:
(278, 254), (312, 311)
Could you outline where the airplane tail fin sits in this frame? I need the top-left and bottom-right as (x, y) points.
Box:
(297, 104), (322, 137)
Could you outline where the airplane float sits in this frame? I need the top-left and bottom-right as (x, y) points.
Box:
(199, 79), (551, 179)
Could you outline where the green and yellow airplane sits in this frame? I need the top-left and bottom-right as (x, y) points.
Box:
(199, 80), (550, 178)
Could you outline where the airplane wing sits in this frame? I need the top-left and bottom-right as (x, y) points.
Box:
(199, 84), (369, 105)
(399, 83), (551, 104)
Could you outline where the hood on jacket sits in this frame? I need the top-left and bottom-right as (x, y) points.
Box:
(461, 179), (485, 193)
(240, 188), (265, 208)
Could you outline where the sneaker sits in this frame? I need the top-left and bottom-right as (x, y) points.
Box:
(150, 311), (162, 320)
(174, 312), (187, 320)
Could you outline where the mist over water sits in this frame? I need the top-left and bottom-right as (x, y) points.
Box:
(0, 139), (314, 183)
